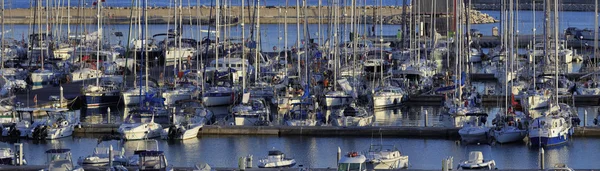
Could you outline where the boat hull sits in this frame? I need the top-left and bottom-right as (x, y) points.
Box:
(324, 96), (352, 109)
(85, 94), (121, 107)
(529, 136), (568, 147)
(367, 156), (409, 169)
(372, 95), (403, 109)
(492, 129), (526, 144)
(202, 95), (233, 107)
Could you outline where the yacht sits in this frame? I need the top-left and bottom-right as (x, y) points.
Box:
(491, 110), (527, 144)
(44, 149), (84, 171)
(332, 103), (373, 127)
(118, 110), (163, 140)
(163, 38), (197, 65)
(161, 106), (211, 140)
(527, 41), (573, 63)
(338, 151), (367, 171)
(528, 103), (574, 147)
(458, 113), (491, 144)
(0, 147), (26, 165)
(365, 144), (408, 169)
(78, 142), (128, 166)
(204, 58), (254, 84)
(121, 86), (158, 106)
(202, 86), (236, 107)
(258, 149), (296, 168)
(372, 86), (405, 109)
(231, 98), (271, 126)
(458, 151), (496, 170)
(285, 102), (319, 126)
(82, 76), (123, 107)
(162, 85), (198, 106)
(29, 108), (77, 140)
(324, 90), (353, 109)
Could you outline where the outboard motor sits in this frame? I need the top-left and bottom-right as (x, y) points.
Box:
(7, 124), (20, 138)
(167, 125), (179, 139)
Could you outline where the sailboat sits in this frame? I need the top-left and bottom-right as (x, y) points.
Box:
(161, 104), (211, 140)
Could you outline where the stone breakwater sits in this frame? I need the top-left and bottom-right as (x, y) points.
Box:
(473, 3), (600, 12)
(375, 10), (498, 25)
(2, 6), (497, 25)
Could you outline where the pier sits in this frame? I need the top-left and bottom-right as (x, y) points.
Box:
(71, 124), (600, 139)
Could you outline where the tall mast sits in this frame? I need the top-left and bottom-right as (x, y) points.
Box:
(255, 0), (261, 84)
(595, 0), (598, 76)
(215, 0), (220, 74)
(242, 0), (246, 91)
(96, 0), (102, 87)
(1, 0), (4, 69)
(553, 0), (558, 105)
(284, 0), (288, 75)
(296, 0), (300, 78)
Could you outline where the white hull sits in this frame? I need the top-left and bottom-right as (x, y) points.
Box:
(118, 123), (163, 140)
(121, 130), (162, 140)
(258, 160), (296, 168)
(122, 95), (145, 106)
(285, 120), (317, 126)
(459, 127), (490, 143)
(325, 96), (352, 108)
(368, 156), (409, 169)
(372, 95), (403, 108)
(46, 126), (74, 139)
(492, 128), (526, 144)
(164, 48), (196, 63)
(333, 116), (373, 127)
(163, 93), (192, 106)
(161, 124), (202, 140)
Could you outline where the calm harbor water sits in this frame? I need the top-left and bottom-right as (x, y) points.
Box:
(8, 135), (600, 169)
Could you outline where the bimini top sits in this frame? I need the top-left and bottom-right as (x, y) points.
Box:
(268, 150), (284, 156)
(45, 149), (71, 154)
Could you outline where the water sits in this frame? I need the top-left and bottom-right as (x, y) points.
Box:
(9, 135), (600, 169)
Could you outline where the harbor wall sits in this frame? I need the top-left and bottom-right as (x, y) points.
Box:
(72, 124), (600, 139)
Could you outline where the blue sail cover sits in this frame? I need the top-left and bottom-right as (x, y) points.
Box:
(435, 72), (467, 93)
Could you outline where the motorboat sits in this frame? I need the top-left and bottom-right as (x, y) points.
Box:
(458, 151), (496, 170)
(1, 107), (34, 138)
(44, 149), (84, 171)
(372, 85), (405, 109)
(161, 106), (211, 140)
(365, 144), (408, 169)
(458, 113), (491, 144)
(332, 103), (373, 127)
(118, 110), (163, 140)
(338, 151), (367, 171)
(285, 102), (318, 126)
(163, 38), (197, 65)
(231, 97), (271, 126)
(78, 142), (128, 166)
(257, 149), (296, 168)
(29, 108), (78, 140)
(528, 103), (574, 147)
(204, 58), (254, 84)
(0, 147), (26, 165)
(136, 150), (173, 171)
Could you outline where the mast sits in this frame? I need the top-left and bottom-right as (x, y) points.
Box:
(96, 0), (102, 87)
(296, 0), (300, 78)
(1, 0), (3, 69)
(595, 0), (598, 76)
(553, 0), (558, 105)
(242, 0), (246, 91)
(215, 0), (220, 76)
(285, 0), (289, 75)
(255, 0), (260, 84)
(144, 0), (149, 92)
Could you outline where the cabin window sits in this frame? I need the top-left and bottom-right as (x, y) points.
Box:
(338, 163), (349, 171)
(349, 163), (362, 171)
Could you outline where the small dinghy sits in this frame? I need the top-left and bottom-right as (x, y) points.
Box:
(258, 150), (296, 168)
(458, 151), (496, 170)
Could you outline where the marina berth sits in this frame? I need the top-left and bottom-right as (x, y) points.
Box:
(1, 0), (600, 169)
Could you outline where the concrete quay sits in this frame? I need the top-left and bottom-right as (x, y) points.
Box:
(72, 124), (600, 139)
